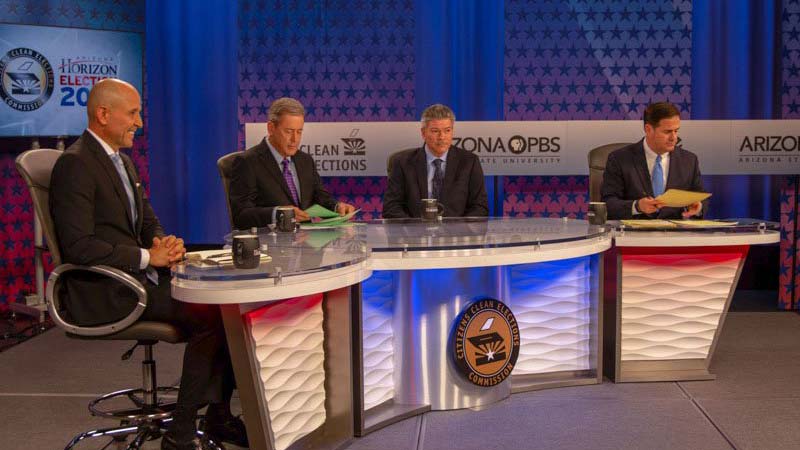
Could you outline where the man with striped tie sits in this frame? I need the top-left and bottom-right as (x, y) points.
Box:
(602, 102), (706, 220)
(382, 104), (488, 218)
(229, 97), (355, 229)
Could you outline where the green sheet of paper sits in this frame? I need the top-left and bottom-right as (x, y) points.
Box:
(315, 209), (359, 224)
(304, 204), (340, 218)
(301, 209), (360, 227)
(303, 230), (343, 248)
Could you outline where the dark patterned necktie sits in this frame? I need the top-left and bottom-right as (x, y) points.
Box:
(282, 158), (300, 205)
(431, 158), (444, 199)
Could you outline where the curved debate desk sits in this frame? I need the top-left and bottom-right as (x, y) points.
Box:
(172, 229), (371, 450)
(355, 218), (611, 435)
(603, 221), (780, 383)
(171, 218), (613, 450)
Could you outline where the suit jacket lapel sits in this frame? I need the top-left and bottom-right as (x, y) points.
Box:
(442, 146), (460, 200)
(633, 140), (654, 197)
(85, 133), (136, 233)
(257, 139), (295, 204)
(413, 147), (428, 198)
(120, 155), (143, 235)
(294, 154), (311, 207)
(665, 148), (679, 189)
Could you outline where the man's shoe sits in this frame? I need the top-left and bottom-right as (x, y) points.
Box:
(161, 433), (225, 450)
(203, 415), (249, 448)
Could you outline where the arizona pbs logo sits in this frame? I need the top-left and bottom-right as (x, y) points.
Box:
(451, 298), (520, 387)
(452, 135), (561, 155)
(0, 47), (54, 112)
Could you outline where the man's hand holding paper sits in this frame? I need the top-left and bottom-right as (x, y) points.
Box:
(682, 201), (703, 218)
(654, 189), (711, 208)
(304, 204), (359, 227)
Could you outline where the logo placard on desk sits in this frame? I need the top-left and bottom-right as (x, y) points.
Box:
(451, 298), (520, 387)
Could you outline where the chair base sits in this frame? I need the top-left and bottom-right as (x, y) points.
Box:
(64, 418), (224, 450)
(65, 419), (164, 450)
(89, 386), (179, 421)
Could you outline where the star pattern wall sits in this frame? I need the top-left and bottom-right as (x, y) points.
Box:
(0, 157), (36, 309)
(1, 1), (797, 310)
(0, 0), (144, 31)
(0, 0), (146, 310)
(783, 0), (800, 120)
(502, 0), (692, 222)
(503, 0), (692, 121)
(779, 176), (798, 310)
(237, 0), (415, 215)
(780, 0), (800, 310)
(504, 176), (589, 220)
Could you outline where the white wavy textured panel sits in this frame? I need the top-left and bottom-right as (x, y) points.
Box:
(247, 295), (326, 450)
(620, 253), (742, 361)
(510, 258), (594, 374)
(361, 271), (395, 410)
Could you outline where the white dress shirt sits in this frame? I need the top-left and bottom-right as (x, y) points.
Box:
(86, 128), (150, 269)
(632, 139), (669, 216)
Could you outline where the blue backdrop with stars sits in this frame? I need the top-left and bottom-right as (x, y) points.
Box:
(1, 0), (799, 310)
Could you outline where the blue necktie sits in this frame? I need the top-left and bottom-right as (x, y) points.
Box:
(431, 158), (444, 199)
(652, 154), (665, 197)
(110, 152), (137, 227)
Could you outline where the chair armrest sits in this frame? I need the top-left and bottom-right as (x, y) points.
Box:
(46, 264), (148, 337)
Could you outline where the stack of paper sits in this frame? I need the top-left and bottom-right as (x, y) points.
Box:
(669, 220), (738, 227)
(620, 219), (677, 228)
(620, 219), (739, 229)
(185, 250), (271, 269)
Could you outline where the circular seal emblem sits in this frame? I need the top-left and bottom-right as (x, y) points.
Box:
(0, 48), (55, 112)
(451, 298), (520, 387)
(508, 135), (526, 154)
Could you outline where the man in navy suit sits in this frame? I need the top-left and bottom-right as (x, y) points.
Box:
(229, 97), (355, 229)
(601, 102), (706, 220)
(382, 104), (488, 218)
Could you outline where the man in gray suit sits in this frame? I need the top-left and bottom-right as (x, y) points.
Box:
(382, 104), (488, 218)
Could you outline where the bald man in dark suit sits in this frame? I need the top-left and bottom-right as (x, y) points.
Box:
(50, 79), (245, 450)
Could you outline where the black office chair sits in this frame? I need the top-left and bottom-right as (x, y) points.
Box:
(15, 149), (214, 449)
(217, 151), (240, 230)
(587, 143), (631, 202)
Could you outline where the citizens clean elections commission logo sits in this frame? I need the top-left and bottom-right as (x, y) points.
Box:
(342, 128), (366, 156)
(451, 298), (520, 387)
(0, 48), (54, 112)
(302, 128), (367, 172)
